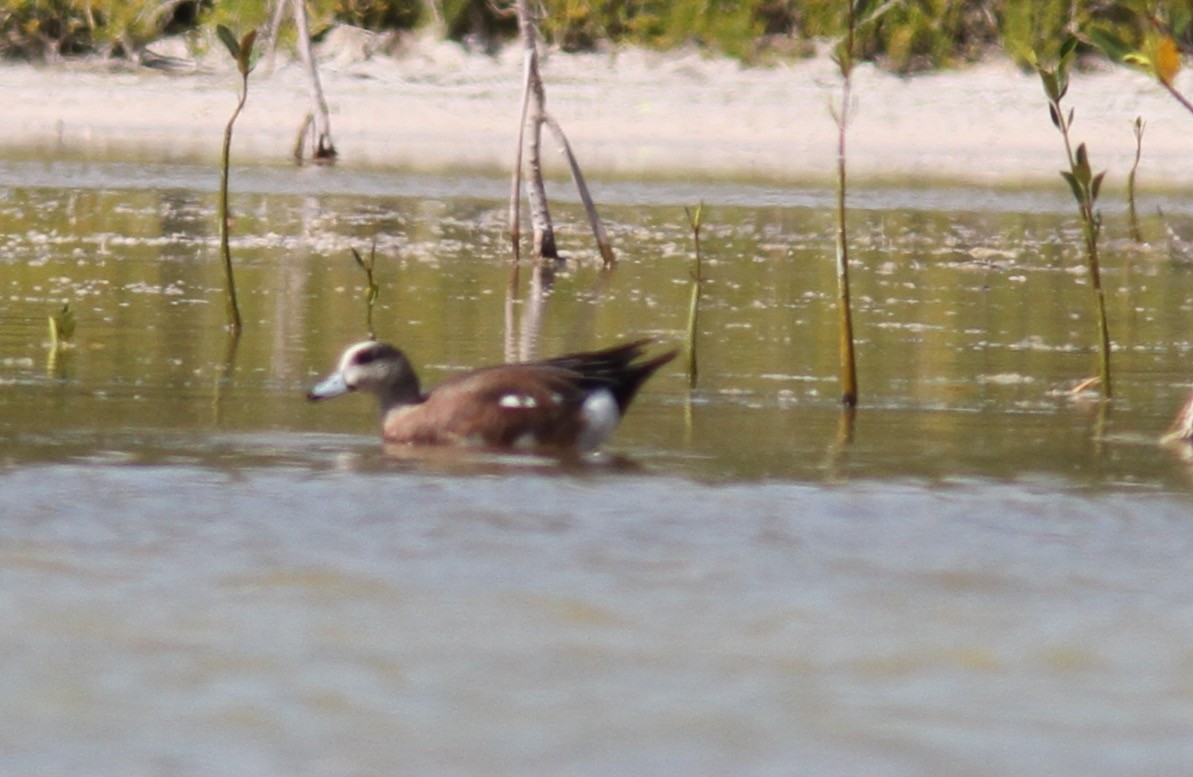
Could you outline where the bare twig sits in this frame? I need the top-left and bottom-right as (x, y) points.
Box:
(508, 46), (533, 264)
(508, 0), (609, 265)
(291, 0), (336, 164)
(544, 116), (614, 267)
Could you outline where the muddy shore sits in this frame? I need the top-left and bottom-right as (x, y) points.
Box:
(2, 38), (1190, 189)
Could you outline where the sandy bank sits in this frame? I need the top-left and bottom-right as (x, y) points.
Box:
(1, 39), (1191, 189)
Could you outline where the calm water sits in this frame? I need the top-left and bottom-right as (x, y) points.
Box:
(3, 159), (1193, 775)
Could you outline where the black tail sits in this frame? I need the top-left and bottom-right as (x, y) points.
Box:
(544, 340), (677, 414)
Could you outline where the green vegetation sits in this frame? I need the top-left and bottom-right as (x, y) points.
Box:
(1, 0), (1190, 73)
(1127, 116), (1144, 243)
(1090, 5), (1193, 116)
(0, 0), (201, 59)
(1034, 36), (1112, 399)
(45, 301), (75, 377)
(47, 302), (75, 350)
(683, 202), (704, 389)
(830, 0), (864, 408)
(216, 24), (257, 336)
(351, 244), (382, 340)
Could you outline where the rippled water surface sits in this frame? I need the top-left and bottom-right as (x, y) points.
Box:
(4, 160), (1193, 775)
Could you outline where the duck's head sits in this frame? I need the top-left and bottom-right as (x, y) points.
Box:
(307, 340), (421, 408)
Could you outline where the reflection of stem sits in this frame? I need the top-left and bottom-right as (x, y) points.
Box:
(563, 268), (611, 347)
(1092, 397), (1109, 455)
(213, 331), (240, 424)
(504, 259), (521, 363)
(683, 387), (694, 445)
(837, 403), (856, 446)
(505, 256), (553, 364)
(822, 404), (856, 482)
(46, 304), (75, 379)
(519, 261), (553, 361)
(351, 245), (380, 340)
(45, 346), (72, 380)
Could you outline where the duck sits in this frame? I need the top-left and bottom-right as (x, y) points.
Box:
(307, 339), (676, 451)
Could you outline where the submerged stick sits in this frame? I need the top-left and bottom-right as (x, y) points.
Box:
(504, 259), (521, 363)
(519, 261), (552, 362)
(212, 328), (241, 424)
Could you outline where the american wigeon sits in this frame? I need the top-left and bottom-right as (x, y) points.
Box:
(308, 339), (676, 451)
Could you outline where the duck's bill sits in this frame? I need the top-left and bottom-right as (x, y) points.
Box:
(307, 372), (351, 401)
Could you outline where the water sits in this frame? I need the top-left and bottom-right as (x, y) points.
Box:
(3, 159), (1193, 775)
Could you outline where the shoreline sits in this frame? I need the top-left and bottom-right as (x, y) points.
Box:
(1, 40), (1192, 190)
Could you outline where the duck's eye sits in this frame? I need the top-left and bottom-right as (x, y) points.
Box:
(355, 350), (379, 366)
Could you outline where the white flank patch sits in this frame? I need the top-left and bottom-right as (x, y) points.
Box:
(577, 389), (620, 451)
(499, 393), (537, 409)
(512, 432), (538, 450)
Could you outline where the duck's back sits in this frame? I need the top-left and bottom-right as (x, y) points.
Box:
(381, 341), (674, 451)
(381, 363), (598, 449)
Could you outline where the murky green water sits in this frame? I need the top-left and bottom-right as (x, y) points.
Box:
(4, 160), (1193, 775)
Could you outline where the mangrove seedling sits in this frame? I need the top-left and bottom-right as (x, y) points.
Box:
(684, 202), (705, 389)
(1035, 36), (1113, 398)
(216, 24), (257, 336)
(827, 0), (869, 408)
(1128, 116), (1145, 243)
(351, 244), (381, 341)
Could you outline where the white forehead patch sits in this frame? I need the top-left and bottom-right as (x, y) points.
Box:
(339, 340), (377, 370)
(499, 393), (538, 409)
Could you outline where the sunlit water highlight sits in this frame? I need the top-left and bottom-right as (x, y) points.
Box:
(3, 160), (1193, 775)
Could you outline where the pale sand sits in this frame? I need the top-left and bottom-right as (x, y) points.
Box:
(1, 36), (1191, 188)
